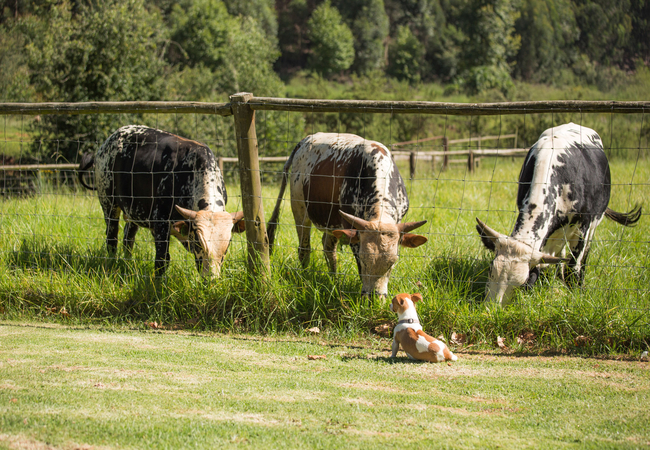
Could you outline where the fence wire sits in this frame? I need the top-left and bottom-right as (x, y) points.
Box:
(0, 103), (648, 319)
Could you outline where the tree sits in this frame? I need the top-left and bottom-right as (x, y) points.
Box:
(387, 24), (424, 82)
(514, 0), (579, 83)
(306, 1), (355, 77)
(22, 0), (167, 161)
(332, 0), (389, 74)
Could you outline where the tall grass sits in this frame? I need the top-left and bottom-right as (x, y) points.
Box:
(0, 155), (647, 355)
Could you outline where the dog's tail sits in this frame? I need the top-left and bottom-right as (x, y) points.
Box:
(605, 204), (642, 227)
(77, 152), (96, 190)
(267, 141), (302, 254)
(443, 344), (458, 362)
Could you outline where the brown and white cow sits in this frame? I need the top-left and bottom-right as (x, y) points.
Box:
(267, 132), (428, 297)
(78, 125), (245, 276)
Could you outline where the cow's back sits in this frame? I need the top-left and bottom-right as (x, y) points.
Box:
(513, 123), (610, 246)
(95, 125), (226, 226)
(290, 133), (408, 229)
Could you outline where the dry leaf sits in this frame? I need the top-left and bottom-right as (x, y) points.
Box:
(59, 307), (70, 318)
(640, 351), (648, 361)
(450, 332), (467, 345)
(147, 321), (159, 329)
(306, 327), (320, 334)
(308, 355), (326, 360)
(374, 324), (391, 338)
(574, 335), (591, 347)
(497, 336), (507, 349)
(517, 331), (536, 346)
(437, 335), (446, 342)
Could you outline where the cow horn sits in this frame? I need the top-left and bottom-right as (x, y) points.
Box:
(398, 220), (427, 233)
(175, 205), (197, 220)
(475, 217), (505, 240)
(231, 211), (244, 223)
(339, 211), (371, 230)
(533, 250), (570, 265)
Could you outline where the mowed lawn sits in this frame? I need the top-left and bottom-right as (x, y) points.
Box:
(1, 323), (649, 449)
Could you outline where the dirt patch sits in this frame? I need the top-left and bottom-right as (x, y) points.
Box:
(338, 382), (403, 393)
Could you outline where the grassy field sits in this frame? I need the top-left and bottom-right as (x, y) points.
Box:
(1, 322), (649, 449)
(0, 154), (647, 356)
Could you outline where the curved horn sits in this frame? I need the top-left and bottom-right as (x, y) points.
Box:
(175, 205), (197, 220)
(231, 211), (244, 223)
(475, 217), (505, 240)
(339, 210), (371, 230)
(398, 220), (427, 233)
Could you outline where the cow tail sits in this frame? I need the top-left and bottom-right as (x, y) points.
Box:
(77, 152), (97, 190)
(267, 143), (300, 254)
(605, 204), (642, 227)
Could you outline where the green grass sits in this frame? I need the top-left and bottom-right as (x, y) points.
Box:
(1, 323), (649, 449)
(0, 156), (647, 355)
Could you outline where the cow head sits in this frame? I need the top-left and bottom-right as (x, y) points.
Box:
(475, 218), (567, 305)
(332, 211), (428, 298)
(171, 205), (245, 276)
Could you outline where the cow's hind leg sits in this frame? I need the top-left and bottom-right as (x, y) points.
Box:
(152, 222), (172, 276)
(102, 203), (121, 256)
(123, 222), (139, 258)
(564, 221), (598, 288)
(322, 232), (339, 273)
(292, 201), (312, 269)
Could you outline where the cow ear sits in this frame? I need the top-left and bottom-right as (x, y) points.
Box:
(411, 293), (423, 303)
(400, 233), (427, 248)
(332, 229), (359, 243)
(171, 220), (190, 241)
(231, 211), (245, 233)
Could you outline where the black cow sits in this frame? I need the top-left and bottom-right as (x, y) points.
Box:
(267, 132), (428, 297)
(476, 123), (641, 305)
(78, 125), (244, 276)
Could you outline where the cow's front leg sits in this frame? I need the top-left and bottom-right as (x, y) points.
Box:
(102, 203), (121, 256)
(123, 221), (139, 258)
(322, 232), (338, 273)
(152, 222), (171, 276)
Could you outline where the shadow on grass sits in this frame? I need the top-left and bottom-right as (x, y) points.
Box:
(424, 254), (490, 303)
(7, 237), (145, 278)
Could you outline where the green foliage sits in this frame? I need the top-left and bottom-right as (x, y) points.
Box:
(387, 24), (424, 83)
(0, 23), (33, 101)
(332, 0), (390, 74)
(306, 0), (355, 77)
(514, 0), (579, 83)
(20, 0), (167, 161)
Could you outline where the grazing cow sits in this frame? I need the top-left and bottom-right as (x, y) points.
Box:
(267, 132), (428, 297)
(78, 125), (245, 276)
(476, 123), (641, 305)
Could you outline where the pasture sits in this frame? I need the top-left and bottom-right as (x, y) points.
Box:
(0, 156), (648, 355)
(1, 323), (649, 449)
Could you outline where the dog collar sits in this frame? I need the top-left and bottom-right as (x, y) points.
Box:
(397, 318), (419, 325)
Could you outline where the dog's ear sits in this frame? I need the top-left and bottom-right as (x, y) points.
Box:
(411, 293), (423, 303)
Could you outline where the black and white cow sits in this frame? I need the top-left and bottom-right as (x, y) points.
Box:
(78, 125), (245, 276)
(476, 123), (641, 305)
(267, 132), (428, 297)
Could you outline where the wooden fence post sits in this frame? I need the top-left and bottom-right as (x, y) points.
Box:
(409, 152), (416, 179)
(217, 156), (224, 175)
(467, 150), (474, 173)
(442, 136), (449, 171)
(230, 92), (270, 276)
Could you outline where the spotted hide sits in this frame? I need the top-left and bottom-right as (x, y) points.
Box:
(476, 123), (642, 305)
(78, 125), (245, 276)
(267, 132), (428, 297)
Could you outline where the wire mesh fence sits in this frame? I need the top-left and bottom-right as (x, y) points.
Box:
(0, 98), (648, 339)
